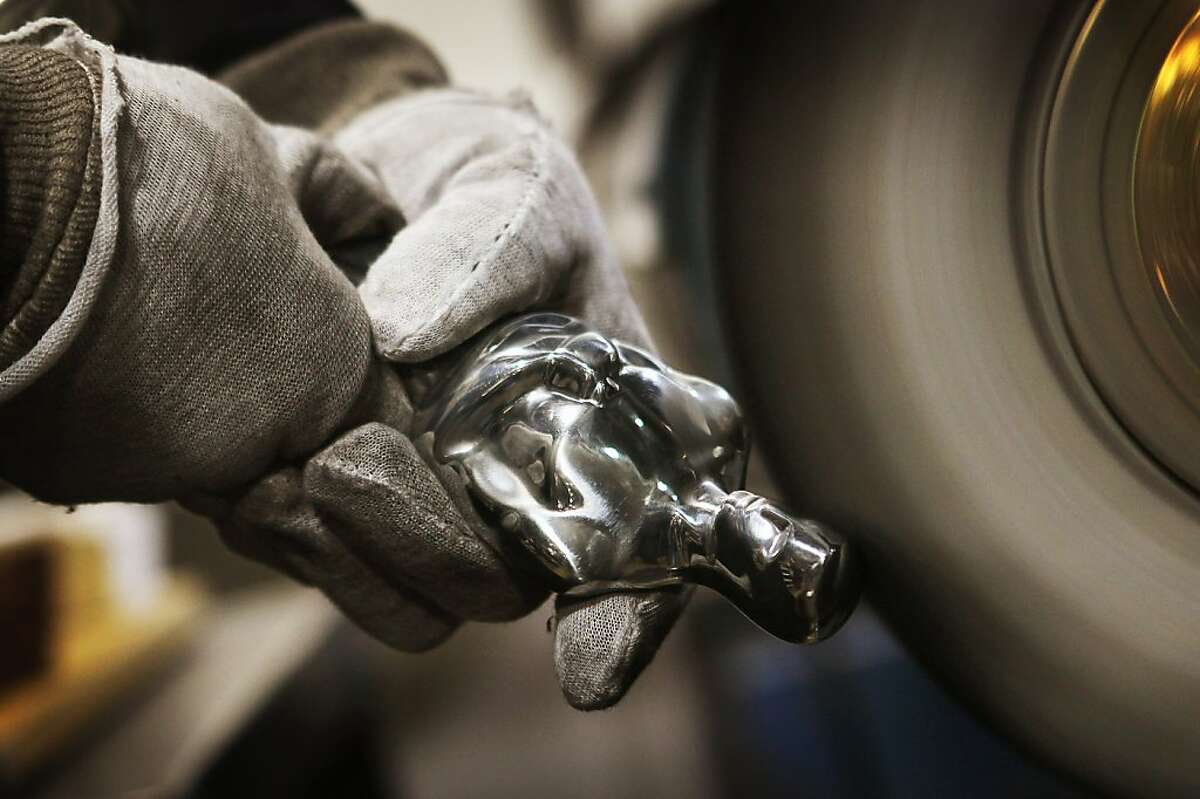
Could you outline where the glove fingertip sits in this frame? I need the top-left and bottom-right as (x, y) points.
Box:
(360, 283), (461, 363)
(226, 465), (462, 654)
(360, 263), (510, 365)
(306, 422), (548, 622)
(553, 587), (691, 711)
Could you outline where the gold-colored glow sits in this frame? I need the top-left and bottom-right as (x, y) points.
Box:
(1135, 8), (1200, 361)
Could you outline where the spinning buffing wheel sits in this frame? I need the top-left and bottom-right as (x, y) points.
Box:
(713, 1), (1200, 794)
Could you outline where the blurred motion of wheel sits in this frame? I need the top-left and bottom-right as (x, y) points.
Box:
(714, 1), (1200, 795)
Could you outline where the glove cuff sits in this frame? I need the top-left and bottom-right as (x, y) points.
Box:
(0, 44), (100, 372)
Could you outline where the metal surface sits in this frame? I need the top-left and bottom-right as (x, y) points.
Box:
(1137, 7), (1200, 391)
(1045, 0), (1200, 494)
(414, 313), (859, 643)
(1135, 7), (1200, 394)
(713, 1), (1200, 795)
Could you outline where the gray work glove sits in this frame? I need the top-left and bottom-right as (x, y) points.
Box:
(0, 21), (403, 502)
(0, 21), (546, 649)
(323, 88), (690, 709)
(221, 25), (689, 704)
(228, 87), (691, 707)
(0, 19), (685, 710)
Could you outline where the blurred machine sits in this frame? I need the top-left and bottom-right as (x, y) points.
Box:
(703, 1), (1200, 795)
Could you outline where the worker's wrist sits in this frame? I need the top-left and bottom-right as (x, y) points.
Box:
(0, 44), (100, 372)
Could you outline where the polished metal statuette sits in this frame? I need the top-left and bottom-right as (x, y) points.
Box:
(414, 313), (860, 643)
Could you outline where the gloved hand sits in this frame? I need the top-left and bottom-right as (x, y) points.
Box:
(219, 18), (691, 706)
(0, 19), (545, 645)
(218, 21), (691, 705)
(0, 18), (687, 710)
(221, 20), (692, 707)
(220, 86), (690, 708)
(0, 18), (402, 501)
(319, 88), (690, 710)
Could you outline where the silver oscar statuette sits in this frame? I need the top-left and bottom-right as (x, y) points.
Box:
(413, 313), (861, 643)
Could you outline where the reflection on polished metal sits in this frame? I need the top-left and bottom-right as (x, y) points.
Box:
(415, 313), (859, 643)
(1041, 0), (1200, 493)
(1136, 8), (1200, 366)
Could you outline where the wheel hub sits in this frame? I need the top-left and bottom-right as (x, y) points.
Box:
(1044, 0), (1200, 493)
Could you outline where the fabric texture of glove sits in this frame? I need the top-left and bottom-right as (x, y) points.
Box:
(219, 17), (448, 137)
(0, 16), (688, 711)
(331, 77), (682, 710)
(0, 18), (402, 503)
(220, 18), (691, 705)
(0, 44), (99, 371)
(334, 88), (652, 363)
(221, 19), (688, 710)
(0, 18), (546, 660)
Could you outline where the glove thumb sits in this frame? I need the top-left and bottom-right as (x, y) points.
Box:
(334, 90), (595, 362)
(553, 586), (691, 710)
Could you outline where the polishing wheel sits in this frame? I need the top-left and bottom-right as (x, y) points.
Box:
(714, 1), (1200, 794)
